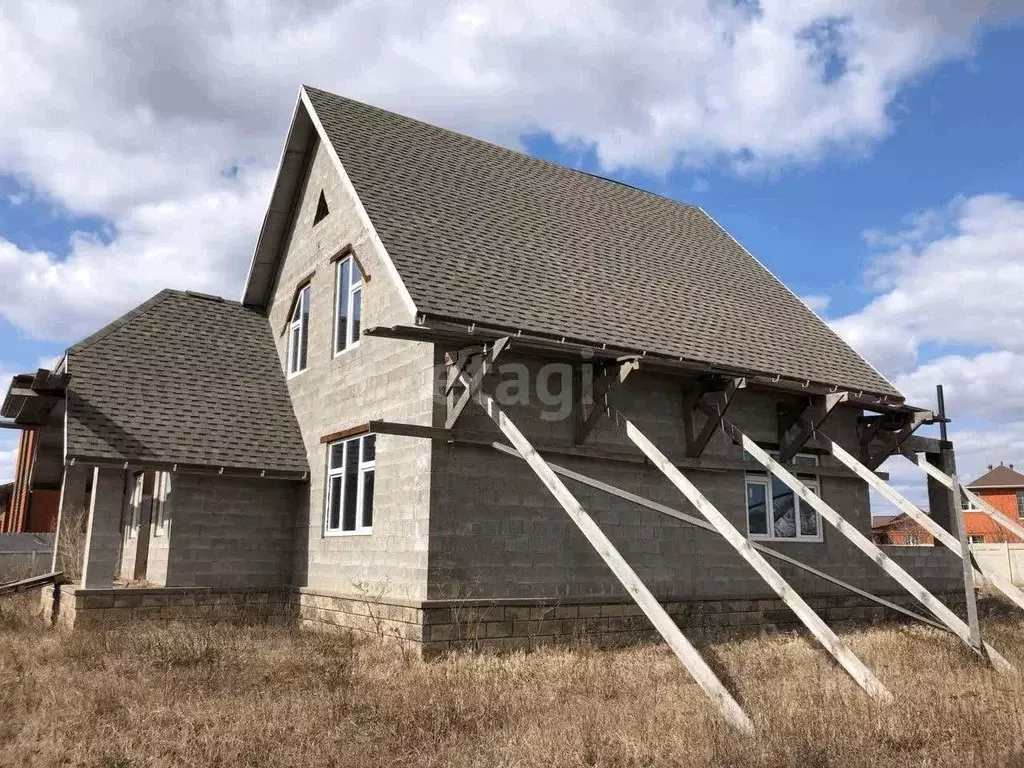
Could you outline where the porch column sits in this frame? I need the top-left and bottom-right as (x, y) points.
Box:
(81, 467), (127, 588)
(51, 464), (90, 578)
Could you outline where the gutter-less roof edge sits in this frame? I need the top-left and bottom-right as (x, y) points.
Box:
(416, 311), (908, 408)
(66, 453), (309, 479)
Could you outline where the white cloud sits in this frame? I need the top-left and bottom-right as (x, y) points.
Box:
(832, 194), (1024, 376)
(801, 294), (832, 314)
(831, 193), (1024, 499)
(0, 364), (23, 484)
(0, 0), (1019, 343)
(0, 437), (15, 486)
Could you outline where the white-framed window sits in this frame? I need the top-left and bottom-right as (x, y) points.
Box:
(968, 535), (985, 544)
(745, 452), (822, 541)
(152, 472), (169, 537)
(1016, 489), (1024, 518)
(333, 256), (362, 355)
(287, 283), (311, 376)
(325, 433), (375, 535)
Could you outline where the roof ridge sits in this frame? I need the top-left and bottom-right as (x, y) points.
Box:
(68, 289), (245, 356)
(301, 84), (699, 213)
(68, 289), (177, 355)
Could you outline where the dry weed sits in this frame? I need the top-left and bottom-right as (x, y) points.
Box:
(0, 596), (1023, 767)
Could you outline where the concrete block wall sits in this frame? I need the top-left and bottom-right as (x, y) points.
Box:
(150, 473), (298, 588)
(81, 467), (127, 588)
(429, 357), (966, 602)
(265, 137), (435, 599)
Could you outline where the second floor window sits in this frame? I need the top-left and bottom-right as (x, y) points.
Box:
(1017, 489), (1024, 517)
(334, 256), (362, 355)
(745, 452), (822, 541)
(288, 283), (311, 376)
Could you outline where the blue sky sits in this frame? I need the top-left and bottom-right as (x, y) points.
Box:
(1, 2), (1023, 509)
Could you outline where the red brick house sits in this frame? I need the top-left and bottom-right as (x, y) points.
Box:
(963, 463), (1024, 544)
(0, 425), (61, 534)
(871, 514), (933, 546)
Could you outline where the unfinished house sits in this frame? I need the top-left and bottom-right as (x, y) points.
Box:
(7, 84), (1018, 729)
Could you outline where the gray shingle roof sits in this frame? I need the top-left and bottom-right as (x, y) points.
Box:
(66, 290), (308, 474)
(304, 85), (900, 399)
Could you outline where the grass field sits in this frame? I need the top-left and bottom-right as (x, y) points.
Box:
(2, 595), (1023, 767)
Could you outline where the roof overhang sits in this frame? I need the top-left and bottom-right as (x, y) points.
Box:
(367, 314), (918, 415)
(241, 93), (317, 307)
(1, 368), (69, 428)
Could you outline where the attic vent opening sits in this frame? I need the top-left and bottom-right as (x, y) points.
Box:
(313, 190), (329, 225)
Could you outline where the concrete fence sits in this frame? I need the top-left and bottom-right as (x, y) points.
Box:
(0, 533), (55, 581)
(972, 543), (1024, 587)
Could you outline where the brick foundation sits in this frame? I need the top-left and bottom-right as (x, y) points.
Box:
(40, 584), (969, 658)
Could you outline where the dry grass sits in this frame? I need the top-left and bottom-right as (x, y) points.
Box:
(2, 597), (1024, 767)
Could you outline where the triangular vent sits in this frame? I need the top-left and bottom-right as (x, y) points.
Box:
(313, 190), (329, 225)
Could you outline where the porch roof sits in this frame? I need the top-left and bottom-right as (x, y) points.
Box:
(62, 290), (308, 476)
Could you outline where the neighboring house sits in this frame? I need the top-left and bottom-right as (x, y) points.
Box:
(963, 463), (1024, 544)
(0, 416), (61, 534)
(0, 482), (12, 530)
(1, 85), (966, 651)
(871, 514), (934, 546)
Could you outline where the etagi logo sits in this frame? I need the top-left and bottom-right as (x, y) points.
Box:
(431, 349), (605, 422)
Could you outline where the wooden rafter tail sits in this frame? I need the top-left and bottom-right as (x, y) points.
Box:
(858, 415), (889, 459)
(574, 359), (638, 444)
(728, 429), (1013, 672)
(685, 377), (745, 458)
(778, 392), (848, 463)
(489, 440), (949, 633)
(459, 374), (754, 734)
(867, 411), (933, 470)
(445, 337), (510, 430)
(612, 407), (893, 705)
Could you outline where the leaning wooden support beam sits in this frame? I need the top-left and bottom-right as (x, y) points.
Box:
(445, 337), (510, 430)
(727, 428), (1012, 672)
(614, 410), (894, 704)
(489, 441), (948, 632)
(367, 420), (453, 441)
(825, 437), (1024, 614)
(902, 451), (1024, 542)
(0, 571), (63, 598)
(458, 375), (754, 734)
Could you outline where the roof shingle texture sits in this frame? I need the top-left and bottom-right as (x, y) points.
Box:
(305, 86), (900, 398)
(66, 291), (308, 474)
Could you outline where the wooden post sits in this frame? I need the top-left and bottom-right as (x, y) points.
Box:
(490, 441), (948, 632)
(459, 374), (754, 734)
(825, 435), (1024, 613)
(732, 431), (1012, 672)
(903, 451), (1024, 542)
(616, 411), (893, 704)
